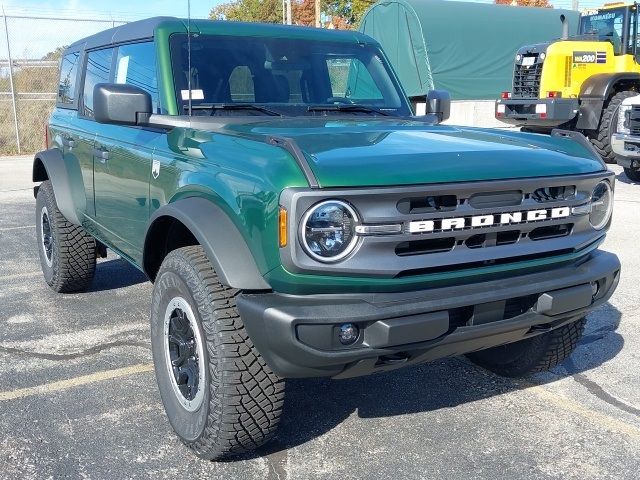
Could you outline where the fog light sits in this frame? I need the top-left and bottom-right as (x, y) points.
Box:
(591, 281), (600, 298)
(338, 323), (359, 345)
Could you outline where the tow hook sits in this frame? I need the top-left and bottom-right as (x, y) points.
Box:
(376, 353), (410, 367)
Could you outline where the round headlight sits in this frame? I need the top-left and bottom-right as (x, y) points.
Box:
(589, 181), (613, 230)
(539, 52), (546, 61)
(301, 200), (359, 262)
(516, 54), (522, 62)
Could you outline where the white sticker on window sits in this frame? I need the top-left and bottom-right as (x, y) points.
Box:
(415, 102), (427, 116)
(116, 56), (129, 84)
(181, 89), (204, 100)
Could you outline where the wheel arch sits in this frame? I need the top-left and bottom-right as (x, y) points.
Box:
(143, 197), (270, 290)
(576, 73), (640, 130)
(32, 148), (84, 226)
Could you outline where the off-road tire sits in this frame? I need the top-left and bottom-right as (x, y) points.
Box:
(35, 180), (96, 293)
(624, 166), (640, 182)
(466, 317), (586, 378)
(150, 246), (285, 460)
(589, 90), (637, 164)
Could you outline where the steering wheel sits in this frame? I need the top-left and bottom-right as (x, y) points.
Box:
(326, 97), (355, 104)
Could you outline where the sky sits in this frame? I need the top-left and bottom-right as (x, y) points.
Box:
(0, 0), (221, 59)
(0, 0), (614, 60)
(1, 0), (217, 20)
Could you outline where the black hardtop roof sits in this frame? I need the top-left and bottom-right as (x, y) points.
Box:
(65, 16), (376, 53)
(66, 16), (180, 51)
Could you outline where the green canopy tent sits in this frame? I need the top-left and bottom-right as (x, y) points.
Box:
(359, 0), (579, 100)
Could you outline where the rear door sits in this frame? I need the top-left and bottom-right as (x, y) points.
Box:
(75, 47), (115, 236)
(51, 49), (97, 219)
(93, 41), (163, 262)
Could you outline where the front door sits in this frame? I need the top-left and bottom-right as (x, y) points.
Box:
(93, 127), (159, 262)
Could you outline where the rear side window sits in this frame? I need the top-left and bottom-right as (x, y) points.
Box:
(114, 42), (160, 113)
(82, 48), (114, 119)
(58, 52), (80, 107)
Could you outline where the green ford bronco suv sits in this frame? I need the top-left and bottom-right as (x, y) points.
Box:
(34, 18), (620, 459)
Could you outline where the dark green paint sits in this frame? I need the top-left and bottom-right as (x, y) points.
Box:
(48, 19), (608, 295)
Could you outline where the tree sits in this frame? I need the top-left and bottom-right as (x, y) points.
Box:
(209, 0), (370, 29)
(210, 0), (283, 23)
(494, 0), (553, 7)
(351, 0), (376, 25)
(42, 46), (68, 62)
(293, 0), (316, 26)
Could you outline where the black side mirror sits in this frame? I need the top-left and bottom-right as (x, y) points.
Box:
(410, 90), (451, 123)
(94, 83), (152, 126)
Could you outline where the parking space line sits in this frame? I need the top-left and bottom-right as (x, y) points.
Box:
(0, 271), (41, 281)
(0, 225), (35, 231)
(527, 383), (640, 440)
(0, 363), (154, 401)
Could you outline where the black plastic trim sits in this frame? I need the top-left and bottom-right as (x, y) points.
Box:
(268, 136), (319, 188)
(144, 197), (270, 290)
(237, 250), (620, 378)
(32, 148), (84, 226)
(551, 129), (606, 167)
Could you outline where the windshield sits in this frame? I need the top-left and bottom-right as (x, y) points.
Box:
(169, 34), (411, 117)
(579, 7), (627, 54)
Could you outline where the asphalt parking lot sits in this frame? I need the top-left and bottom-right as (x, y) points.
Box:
(0, 155), (639, 479)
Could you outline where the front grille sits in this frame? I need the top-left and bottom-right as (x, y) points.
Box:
(531, 185), (576, 203)
(513, 62), (543, 98)
(282, 173), (609, 278)
(629, 106), (640, 135)
(395, 248), (574, 278)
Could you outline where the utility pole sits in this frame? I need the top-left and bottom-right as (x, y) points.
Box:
(315, 0), (321, 27)
(572, 0), (579, 11)
(286, 0), (292, 25)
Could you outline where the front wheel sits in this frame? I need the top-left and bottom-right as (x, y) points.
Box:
(466, 318), (586, 377)
(150, 246), (285, 460)
(624, 166), (640, 182)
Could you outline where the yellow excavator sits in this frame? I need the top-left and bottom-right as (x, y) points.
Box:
(496, 3), (640, 162)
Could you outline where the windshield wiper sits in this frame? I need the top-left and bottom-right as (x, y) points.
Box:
(185, 103), (282, 116)
(307, 104), (390, 116)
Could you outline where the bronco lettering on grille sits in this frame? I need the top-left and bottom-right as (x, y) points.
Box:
(408, 207), (571, 233)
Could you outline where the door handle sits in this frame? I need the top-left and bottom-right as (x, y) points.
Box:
(62, 137), (75, 148)
(92, 147), (110, 162)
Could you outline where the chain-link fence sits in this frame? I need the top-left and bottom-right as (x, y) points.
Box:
(0, 14), (128, 155)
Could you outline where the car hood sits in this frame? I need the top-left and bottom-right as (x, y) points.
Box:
(222, 118), (605, 188)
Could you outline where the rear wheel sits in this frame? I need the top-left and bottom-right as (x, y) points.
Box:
(624, 166), (640, 182)
(466, 317), (586, 378)
(35, 181), (96, 293)
(589, 90), (637, 164)
(150, 246), (285, 460)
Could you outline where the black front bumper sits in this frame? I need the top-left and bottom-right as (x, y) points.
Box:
(496, 98), (579, 127)
(238, 251), (620, 379)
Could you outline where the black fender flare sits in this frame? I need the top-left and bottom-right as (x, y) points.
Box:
(144, 197), (271, 290)
(576, 73), (640, 130)
(32, 148), (84, 226)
